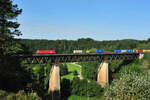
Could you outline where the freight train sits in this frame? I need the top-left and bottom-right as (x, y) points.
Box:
(36, 49), (150, 54)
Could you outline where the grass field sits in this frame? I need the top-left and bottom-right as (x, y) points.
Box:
(68, 95), (104, 100)
(67, 63), (81, 72)
(61, 63), (81, 80)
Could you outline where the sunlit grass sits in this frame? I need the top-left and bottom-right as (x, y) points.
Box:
(67, 63), (81, 73)
(61, 73), (75, 80)
(61, 63), (81, 80)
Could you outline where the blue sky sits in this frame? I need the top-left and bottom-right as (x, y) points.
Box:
(14, 0), (150, 40)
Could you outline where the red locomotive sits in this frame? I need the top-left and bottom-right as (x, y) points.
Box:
(36, 50), (56, 54)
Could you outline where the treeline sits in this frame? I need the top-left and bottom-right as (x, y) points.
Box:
(20, 38), (150, 54)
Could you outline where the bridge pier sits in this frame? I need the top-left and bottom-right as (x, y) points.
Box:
(97, 60), (109, 88)
(48, 64), (60, 100)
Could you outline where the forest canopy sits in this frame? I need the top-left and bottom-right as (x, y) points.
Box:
(20, 38), (150, 54)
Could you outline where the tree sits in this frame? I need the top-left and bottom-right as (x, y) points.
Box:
(60, 64), (68, 76)
(73, 70), (78, 76)
(0, 0), (34, 93)
(0, 0), (22, 55)
(71, 78), (103, 97)
(80, 62), (98, 80)
(105, 71), (150, 100)
(71, 77), (80, 95)
(61, 78), (71, 100)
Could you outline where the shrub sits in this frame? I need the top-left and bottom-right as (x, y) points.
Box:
(120, 63), (141, 73)
(71, 78), (103, 97)
(105, 71), (150, 100)
(61, 78), (71, 100)
(119, 59), (142, 73)
(27, 92), (40, 100)
(79, 62), (98, 80)
(86, 81), (104, 97)
(0, 90), (40, 100)
(0, 90), (8, 100)
(73, 70), (78, 76)
(109, 60), (123, 72)
(7, 93), (16, 100)
(148, 64), (150, 69)
(60, 64), (69, 76)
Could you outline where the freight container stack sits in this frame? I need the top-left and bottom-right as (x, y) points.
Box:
(126, 50), (132, 53)
(143, 50), (150, 53)
(73, 50), (83, 54)
(114, 50), (122, 53)
(86, 48), (97, 53)
(136, 50), (143, 53)
(96, 50), (104, 53)
(86, 50), (90, 53)
(132, 50), (136, 52)
(121, 50), (126, 53)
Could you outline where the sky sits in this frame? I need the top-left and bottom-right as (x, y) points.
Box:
(14, 0), (150, 40)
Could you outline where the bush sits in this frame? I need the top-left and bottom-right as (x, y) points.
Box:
(120, 63), (141, 73)
(0, 90), (40, 100)
(79, 62), (98, 80)
(73, 70), (78, 76)
(0, 90), (8, 100)
(60, 64), (69, 76)
(109, 60), (123, 72)
(143, 53), (150, 69)
(71, 77), (103, 97)
(27, 92), (40, 100)
(86, 81), (104, 97)
(148, 64), (150, 69)
(61, 78), (71, 100)
(105, 71), (150, 100)
(7, 93), (16, 100)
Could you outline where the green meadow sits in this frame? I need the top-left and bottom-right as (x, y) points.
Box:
(61, 63), (81, 80)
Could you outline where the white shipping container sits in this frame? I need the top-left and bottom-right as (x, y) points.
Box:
(121, 50), (126, 53)
(73, 50), (83, 54)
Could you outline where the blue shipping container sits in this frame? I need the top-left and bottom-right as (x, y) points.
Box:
(96, 50), (104, 53)
(114, 50), (122, 53)
(126, 50), (132, 53)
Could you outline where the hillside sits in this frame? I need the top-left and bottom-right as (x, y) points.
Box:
(20, 38), (150, 54)
(120, 53), (150, 74)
